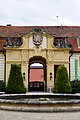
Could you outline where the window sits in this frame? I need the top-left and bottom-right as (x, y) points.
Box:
(37, 83), (39, 87)
(77, 37), (80, 48)
(79, 56), (80, 67)
(34, 83), (36, 87)
(30, 83), (33, 87)
(53, 37), (68, 48)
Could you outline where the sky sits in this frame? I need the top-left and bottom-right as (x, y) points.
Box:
(0, 0), (80, 26)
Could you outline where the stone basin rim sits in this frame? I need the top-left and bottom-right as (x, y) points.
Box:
(0, 93), (80, 112)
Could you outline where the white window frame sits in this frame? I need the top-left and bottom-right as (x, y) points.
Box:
(77, 37), (80, 48)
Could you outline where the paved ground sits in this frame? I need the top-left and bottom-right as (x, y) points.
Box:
(0, 110), (80, 120)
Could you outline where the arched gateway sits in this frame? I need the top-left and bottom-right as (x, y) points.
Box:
(28, 56), (47, 92)
(5, 27), (70, 92)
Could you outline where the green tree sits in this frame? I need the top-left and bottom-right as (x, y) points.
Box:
(54, 65), (72, 93)
(6, 64), (26, 94)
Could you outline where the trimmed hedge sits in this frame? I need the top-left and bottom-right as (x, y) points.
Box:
(70, 80), (80, 93)
(6, 64), (26, 94)
(0, 81), (5, 92)
(54, 65), (72, 93)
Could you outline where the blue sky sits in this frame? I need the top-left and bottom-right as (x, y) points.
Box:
(0, 0), (80, 26)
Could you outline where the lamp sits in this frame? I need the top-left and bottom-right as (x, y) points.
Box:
(23, 72), (25, 81)
(49, 72), (53, 80)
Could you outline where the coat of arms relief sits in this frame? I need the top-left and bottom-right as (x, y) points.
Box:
(33, 28), (43, 48)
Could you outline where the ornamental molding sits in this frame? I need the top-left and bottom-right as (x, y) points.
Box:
(6, 37), (23, 47)
(33, 28), (43, 48)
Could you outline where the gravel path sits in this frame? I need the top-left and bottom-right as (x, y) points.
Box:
(0, 110), (80, 120)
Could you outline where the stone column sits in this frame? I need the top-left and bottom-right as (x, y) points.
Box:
(21, 50), (29, 92)
(22, 61), (28, 92)
(47, 61), (54, 92)
(46, 50), (54, 92)
(65, 63), (69, 79)
(6, 62), (11, 84)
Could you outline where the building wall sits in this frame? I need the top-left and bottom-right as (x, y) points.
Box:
(30, 68), (44, 82)
(0, 53), (4, 81)
(5, 32), (70, 92)
(70, 53), (80, 81)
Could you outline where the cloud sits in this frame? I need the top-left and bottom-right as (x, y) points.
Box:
(0, 0), (80, 26)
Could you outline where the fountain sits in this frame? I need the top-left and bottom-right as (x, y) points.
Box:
(0, 92), (80, 112)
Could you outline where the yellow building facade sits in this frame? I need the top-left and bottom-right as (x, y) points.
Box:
(5, 28), (70, 92)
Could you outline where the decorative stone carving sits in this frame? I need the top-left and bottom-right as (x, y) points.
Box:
(47, 51), (54, 61)
(22, 50), (28, 61)
(6, 37), (23, 47)
(33, 47), (42, 56)
(33, 28), (43, 48)
(12, 51), (21, 60)
(53, 37), (69, 48)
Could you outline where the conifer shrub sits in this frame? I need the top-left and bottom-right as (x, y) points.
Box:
(54, 65), (72, 93)
(6, 64), (26, 94)
(70, 80), (80, 93)
(0, 81), (6, 92)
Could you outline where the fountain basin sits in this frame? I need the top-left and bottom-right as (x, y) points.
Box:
(0, 92), (80, 112)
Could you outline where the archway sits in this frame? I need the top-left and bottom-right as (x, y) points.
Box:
(28, 56), (47, 92)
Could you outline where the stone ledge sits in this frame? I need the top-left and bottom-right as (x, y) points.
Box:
(1, 92), (80, 99)
(0, 105), (80, 112)
(0, 98), (80, 105)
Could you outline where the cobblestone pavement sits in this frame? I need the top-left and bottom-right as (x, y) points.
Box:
(0, 110), (80, 120)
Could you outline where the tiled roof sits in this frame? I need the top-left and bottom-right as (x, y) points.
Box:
(0, 39), (6, 51)
(67, 38), (80, 52)
(0, 25), (80, 52)
(0, 26), (80, 37)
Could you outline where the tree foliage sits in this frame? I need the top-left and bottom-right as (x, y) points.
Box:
(0, 81), (5, 92)
(54, 65), (72, 93)
(70, 80), (80, 93)
(6, 64), (26, 94)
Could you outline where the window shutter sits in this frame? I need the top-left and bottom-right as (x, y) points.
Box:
(75, 59), (78, 80)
